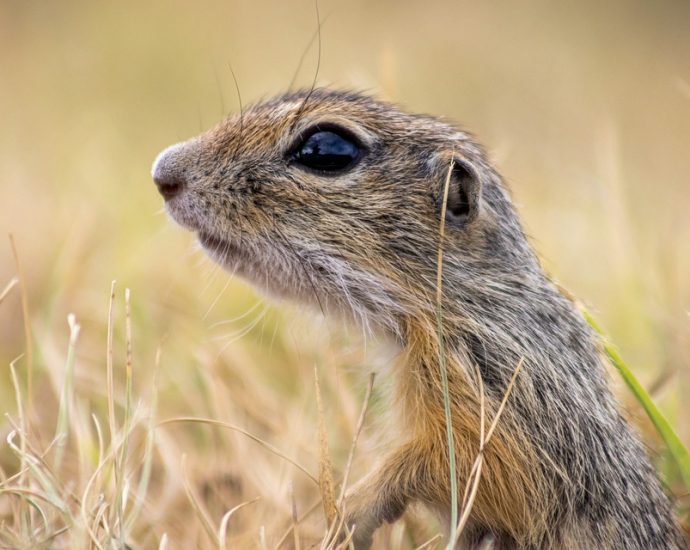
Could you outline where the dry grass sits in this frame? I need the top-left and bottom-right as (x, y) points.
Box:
(0, 280), (397, 548)
(1, 1), (689, 547)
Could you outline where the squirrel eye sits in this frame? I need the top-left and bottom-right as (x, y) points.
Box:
(291, 128), (361, 173)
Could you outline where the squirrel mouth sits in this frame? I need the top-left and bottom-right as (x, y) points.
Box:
(198, 232), (238, 260)
(198, 232), (223, 250)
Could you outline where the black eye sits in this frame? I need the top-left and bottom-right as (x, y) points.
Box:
(291, 128), (361, 173)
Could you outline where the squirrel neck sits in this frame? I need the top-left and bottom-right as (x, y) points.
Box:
(397, 261), (599, 398)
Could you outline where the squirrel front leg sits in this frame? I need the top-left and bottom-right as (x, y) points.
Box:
(342, 470), (407, 549)
(342, 440), (437, 549)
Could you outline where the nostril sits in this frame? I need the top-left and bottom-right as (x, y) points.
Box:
(152, 143), (188, 200)
(153, 171), (186, 200)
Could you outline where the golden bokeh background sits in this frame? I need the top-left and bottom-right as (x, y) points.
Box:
(1, 1), (689, 547)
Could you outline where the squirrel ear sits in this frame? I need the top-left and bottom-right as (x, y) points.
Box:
(443, 159), (482, 225)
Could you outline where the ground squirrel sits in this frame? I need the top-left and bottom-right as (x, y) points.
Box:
(152, 88), (685, 548)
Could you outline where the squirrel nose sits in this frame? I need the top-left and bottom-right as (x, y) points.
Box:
(152, 143), (187, 200)
(153, 170), (185, 200)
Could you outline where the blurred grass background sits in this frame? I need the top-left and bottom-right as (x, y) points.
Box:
(0, 0), (689, 547)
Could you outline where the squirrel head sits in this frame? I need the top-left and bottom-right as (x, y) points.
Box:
(152, 88), (531, 337)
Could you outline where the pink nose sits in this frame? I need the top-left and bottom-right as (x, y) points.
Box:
(152, 144), (187, 200)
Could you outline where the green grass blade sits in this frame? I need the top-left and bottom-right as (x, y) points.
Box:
(583, 309), (690, 489)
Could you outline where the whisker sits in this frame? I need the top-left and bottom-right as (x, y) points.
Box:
(288, 0), (322, 134)
(271, 210), (326, 316)
(199, 233), (233, 293)
(203, 274), (232, 320)
(213, 66), (226, 118)
(208, 300), (264, 329)
(228, 62), (245, 165)
(289, 11), (331, 90)
(213, 304), (269, 349)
